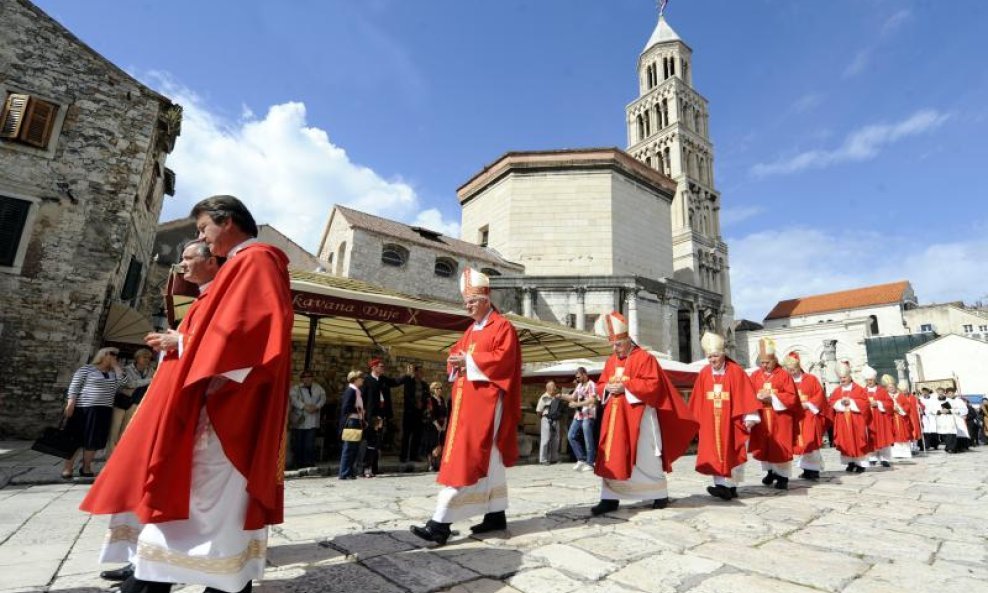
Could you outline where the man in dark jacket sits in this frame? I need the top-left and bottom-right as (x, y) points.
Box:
(358, 358), (399, 471)
(399, 364), (429, 462)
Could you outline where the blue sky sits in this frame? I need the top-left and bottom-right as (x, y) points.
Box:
(35, 0), (988, 320)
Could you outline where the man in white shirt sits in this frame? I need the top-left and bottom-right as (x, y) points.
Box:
(289, 371), (327, 468)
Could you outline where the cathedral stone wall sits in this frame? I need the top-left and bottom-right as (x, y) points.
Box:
(0, 0), (176, 438)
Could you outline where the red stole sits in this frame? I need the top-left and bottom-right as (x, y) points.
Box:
(594, 348), (697, 480)
(81, 244), (294, 529)
(793, 373), (829, 455)
(827, 384), (872, 457)
(748, 367), (803, 463)
(690, 360), (760, 477)
(437, 310), (522, 488)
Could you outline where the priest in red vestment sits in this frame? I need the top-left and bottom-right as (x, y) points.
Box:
(828, 363), (872, 473)
(589, 312), (698, 515)
(784, 352), (829, 481)
(410, 268), (521, 545)
(81, 196), (293, 593)
(748, 338), (803, 490)
(886, 376), (918, 458)
(862, 365), (895, 467)
(690, 332), (761, 501)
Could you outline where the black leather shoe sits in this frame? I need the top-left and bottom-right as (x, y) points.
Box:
(845, 463), (856, 473)
(774, 477), (789, 490)
(761, 470), (776, 485)
(729, 487), (738, 499)
(799, 470), (820, 481)
(590, 499), (619, 516)
(706, 485), (732, 501)
(853, 464), (866, 473)
(409, 520), (451, 545)
(100, 563), (134, 581)
(119, 576), (172, 593)
(652, 497), (669, 509)
(880, 461), (891, 468)
(205, 582), (251, 593)
(470, 511), (507, 534)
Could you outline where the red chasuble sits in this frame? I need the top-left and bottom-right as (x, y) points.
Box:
(438, 309), (521, 488)
(865, 386), (895, 450)
(906, 394), (923, 440)
(827, 384), (872, 458)
(793, 373), (829, 455)
(594, 347), (697, 480)
(81, 243), (294, 530)
(891, 392), (918, 442)
(690, 360), (760, 477)
(747, 367), (803, 463)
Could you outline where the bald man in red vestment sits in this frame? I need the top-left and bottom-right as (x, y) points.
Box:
(748, 338), (803, 490)
(81, 196), (293, 593)
(410, 268), (522, 545)
(690, 332), (760, 501)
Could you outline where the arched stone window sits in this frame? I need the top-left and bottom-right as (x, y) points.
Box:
(381, 243), (408, 268)
(869, 315), (879, 335)
(434, 257), (457, 278)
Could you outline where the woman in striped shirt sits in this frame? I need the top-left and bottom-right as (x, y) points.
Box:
(62, 347), (123, 479)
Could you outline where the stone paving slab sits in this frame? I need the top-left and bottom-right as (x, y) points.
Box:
(0, 446), (986, 592)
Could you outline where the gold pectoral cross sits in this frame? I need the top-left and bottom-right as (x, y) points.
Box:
(707, 385), (730, 463)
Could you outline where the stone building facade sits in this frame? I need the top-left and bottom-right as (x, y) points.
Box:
(903, 302), (988, 341)
(458, 148), (724, 361)
(0, 0), (180, 437)
(625, 15), (734, 335)
(317, 205), (523, 304)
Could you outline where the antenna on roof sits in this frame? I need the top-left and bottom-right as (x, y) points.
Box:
(657, 0), (669, 17)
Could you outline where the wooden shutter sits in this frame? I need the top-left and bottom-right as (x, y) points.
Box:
(19, 97), (57, 148)
(0, 196), (31, 267)
(0, 94), (30, 139)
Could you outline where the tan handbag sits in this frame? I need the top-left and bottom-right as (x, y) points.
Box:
(341, 428), (363, 442)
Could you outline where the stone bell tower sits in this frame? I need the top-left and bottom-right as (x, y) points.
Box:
(625, 11), (735, 343)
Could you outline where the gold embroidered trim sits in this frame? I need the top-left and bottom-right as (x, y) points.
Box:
(136, 539), (266, 575)
(445, 484), (508, 508)
(105, 524), (141, 544)
(603, 478), (667, 495)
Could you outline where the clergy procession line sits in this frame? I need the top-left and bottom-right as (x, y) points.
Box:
(72, 197), (975, 593)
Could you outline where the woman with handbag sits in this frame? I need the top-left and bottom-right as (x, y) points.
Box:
(62, 347), (124, 479)
(338, 370), (365, 480)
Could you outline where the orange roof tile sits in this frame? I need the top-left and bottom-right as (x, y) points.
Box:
(764, 281), (912, 321)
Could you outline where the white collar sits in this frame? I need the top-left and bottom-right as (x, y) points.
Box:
(198, 280), (213, 294)
(228, 238), (258, 258)
(711, 365), (726, 376)
(473, 309), (493, 329)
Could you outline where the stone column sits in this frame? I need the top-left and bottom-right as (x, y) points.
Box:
(522, 286), (535, 319)
(821, 339), (838, 389)
(626, 290), (640, 343)
(689, 304), (702, 361)
(574, 287), (586, 331)
(894, 359), (908, 388)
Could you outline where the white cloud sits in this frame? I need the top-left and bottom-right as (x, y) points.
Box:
(881, 9), (912, 36)
(792, 92), (823, 114)
(842, 49), (870, 79)
(842, 9), (912, 78)
(153, 75), (458, 253)
(720, 205), (763, 228)
(750, 109), (950, 178)
(728, 225), (988, 321)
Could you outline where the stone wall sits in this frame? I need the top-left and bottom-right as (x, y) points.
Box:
(0, 0), (176, 437)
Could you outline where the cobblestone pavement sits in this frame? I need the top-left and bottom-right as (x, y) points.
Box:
(1, 446), (985, 593)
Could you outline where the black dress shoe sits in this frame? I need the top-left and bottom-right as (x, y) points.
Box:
(205, 582), (251, 593)
(100, 563), (134, 581)
(119, 576), (172, 593)
(774, 477), (789, 490)
(853, 464), (866, 473)
(845, 463), (856, 473)
(799, 470), (820, 481)
(409, 520), (451, 545)
(880, 461), (891, 468)
(729, 487), (738, 499)
(469, 511), (506, 534)
(706, 485), (732, 501)
(761, 470), (776, 485)
(590, 499), (619, 516)
(651, 497), (669, 509)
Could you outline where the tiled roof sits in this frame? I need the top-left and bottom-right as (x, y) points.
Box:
(764, 281), (912, 321)
(334, 205), (523, 270)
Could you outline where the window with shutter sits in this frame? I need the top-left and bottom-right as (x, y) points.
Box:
(0, 94), (29, 139)
(120, 257), (143, 301)
(0, 93), (59, 149)
(0, 196), (31, 267)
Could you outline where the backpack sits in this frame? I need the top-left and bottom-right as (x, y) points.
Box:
(547, 397), (564, 422)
